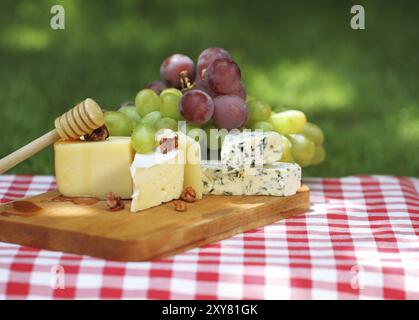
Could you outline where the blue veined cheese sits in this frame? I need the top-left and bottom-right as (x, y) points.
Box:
(243, 162), (302, 196)
(202, 161), (244, 196)
(220, 131), (283, 174)
(202, 161), (301, 196)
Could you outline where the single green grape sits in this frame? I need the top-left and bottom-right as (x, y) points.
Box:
(118, 106), (142, 127)
(187, 127), (207, 144)
(160, 88), (183, 120)
(280, 135), (294, 162)
(270, 110), (307, 135)
(131, 124), (157, 154)
(301, 122), (325, 146)
(186, 123), (201, 132)
(104, 111), (133, 136)
(251, 121), (274, 132)
(155, 117), (178, 131)
(140, 111), (162, 127)
(288, 134), (315, 167)
(185, 124), (203, 143)
(176, 122), (203, 138)
(282, 110), (307, 133)
(247, 99), (272, 123)
(311, 145), (326, 165)
(269, 113), (293, 135)
(135, 89), (161, 117)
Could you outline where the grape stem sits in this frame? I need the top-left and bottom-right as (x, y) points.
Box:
(180, 70), (195, 92)
(200, 69), (207, 80)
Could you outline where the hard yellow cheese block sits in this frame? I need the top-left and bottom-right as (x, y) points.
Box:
(54, 137), (135, 199)
(178, 132), (203, 199)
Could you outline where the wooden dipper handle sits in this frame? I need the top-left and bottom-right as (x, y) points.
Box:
(0, 98), (104, 174)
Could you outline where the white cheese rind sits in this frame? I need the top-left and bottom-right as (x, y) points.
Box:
(220, 131), (283, 174)
(130, 148), (178, 174)
(202, 161), (301, 196)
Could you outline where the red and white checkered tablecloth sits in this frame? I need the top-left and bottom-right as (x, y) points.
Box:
(0, 175), (418, 300)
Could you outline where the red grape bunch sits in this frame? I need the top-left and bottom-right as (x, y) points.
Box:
(145, 48), (248, 129)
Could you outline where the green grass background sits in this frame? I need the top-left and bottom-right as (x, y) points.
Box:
(0, 0), (418, 177)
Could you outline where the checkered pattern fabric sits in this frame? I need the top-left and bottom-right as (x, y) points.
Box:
(0, 175), (418, 299)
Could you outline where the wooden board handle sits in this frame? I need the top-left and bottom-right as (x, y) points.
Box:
(0, 130), (60, 174)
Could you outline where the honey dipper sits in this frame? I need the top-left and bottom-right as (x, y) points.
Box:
(0, 98), (104, 174)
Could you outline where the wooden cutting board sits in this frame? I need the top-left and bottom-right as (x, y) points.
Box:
(0, 186), (309, 261)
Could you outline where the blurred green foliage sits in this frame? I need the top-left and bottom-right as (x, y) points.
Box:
(0, 0), (418, 177)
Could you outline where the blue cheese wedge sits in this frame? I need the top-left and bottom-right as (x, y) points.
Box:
(243, 163), (302, 196)
(202, 161), (244, 196)
(202, 160), (301, 196)
(220, 131), (283, 174)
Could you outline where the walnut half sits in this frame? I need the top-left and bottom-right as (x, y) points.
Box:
(106, 192), (125, 211)
(159, 134), (179, 154)
(84, 125), (109, 142)
(180, 187), (196, 203)
(173, 200), (187, 212)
